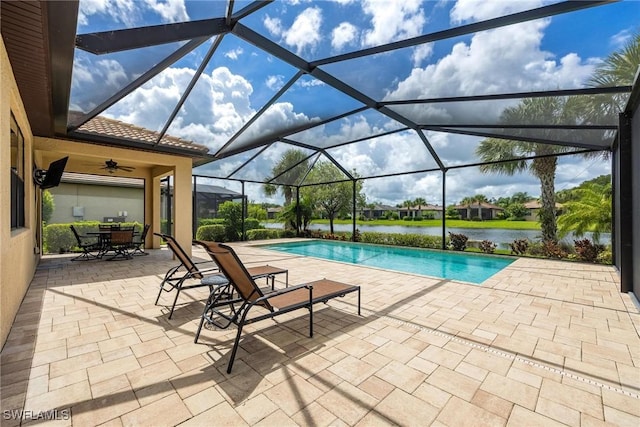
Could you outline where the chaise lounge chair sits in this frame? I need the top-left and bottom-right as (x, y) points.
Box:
(194, 241), (361, 373)
(154, 233), (230, 319)
(155, 234), (290, 319)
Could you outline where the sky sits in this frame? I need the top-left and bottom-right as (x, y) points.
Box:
(71, 0), (639, 206)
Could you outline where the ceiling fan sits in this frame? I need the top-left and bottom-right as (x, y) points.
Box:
(100, 159), (135, 173)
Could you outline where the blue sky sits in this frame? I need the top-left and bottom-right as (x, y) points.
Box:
(72, 0), (639, 206)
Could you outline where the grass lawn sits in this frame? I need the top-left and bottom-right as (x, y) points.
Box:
(309, 218), (541, 230)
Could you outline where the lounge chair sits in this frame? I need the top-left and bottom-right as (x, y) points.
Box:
(154, 233), (230, 319)
(155, 234), (289, 319)
(70, 225), (101, 261)
(194, 241), (361, 373)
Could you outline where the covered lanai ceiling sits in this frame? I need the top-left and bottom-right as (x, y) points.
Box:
(66, 0), (636, 189)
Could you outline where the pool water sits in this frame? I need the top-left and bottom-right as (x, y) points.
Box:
(261, 240), (515, 284)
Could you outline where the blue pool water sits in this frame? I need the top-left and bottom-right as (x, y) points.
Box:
(261, 240), (515, 284)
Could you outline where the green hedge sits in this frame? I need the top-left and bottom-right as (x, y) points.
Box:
(359, 232), (443, 249)
(198, 218), (225, 227)
(195, 225), (227, 242)
(246, 229), (296, 240)
(43, 222), (143, 254)
(244, 218), (264, 231)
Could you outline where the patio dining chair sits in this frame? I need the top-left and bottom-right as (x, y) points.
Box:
(69, 225), (101, 261)
(194, 241), (361, 373)
(105, 227), (135, 261)
(131, 224), (150, 256)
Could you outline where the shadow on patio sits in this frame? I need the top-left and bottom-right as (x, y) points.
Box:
(1, 244), (639, 426)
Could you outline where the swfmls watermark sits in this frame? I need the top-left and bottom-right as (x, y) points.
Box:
(2, 409), (71, 421)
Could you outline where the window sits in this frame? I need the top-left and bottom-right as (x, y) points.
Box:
(10, 113), (25, 229)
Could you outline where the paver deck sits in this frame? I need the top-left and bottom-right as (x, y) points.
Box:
(1, 240), (639, 426)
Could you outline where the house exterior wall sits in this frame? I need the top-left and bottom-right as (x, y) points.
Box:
(48, 182), (144, 224)
(1, 39), (39, 347)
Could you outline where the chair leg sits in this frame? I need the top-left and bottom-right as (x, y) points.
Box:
(227, 309), (250, 374)
(168, 285), (182, 319)
(154, 283), (164, 305)
(71, 250), (98, 261)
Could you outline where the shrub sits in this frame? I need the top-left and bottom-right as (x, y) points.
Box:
(479, 240), (497, 254)
(596, 246), (612, 264)
(199, 218), (225, 227)
(510, 238), (529, 255)
(574, 238), (599, 263)
(244, 218), (264, 231)
(423, 212), (435, 220)
(402, 216), (413, 221)
(385, 211), (399, 220)
(470, 216), (482, 221)
(247, 229), (282, 240)
(448, 232), (468, 251)
(542, 241), (568, 259)
(195, 225), (226, 242)
(359, 232), (443, 249)
(218, 201), (243, 241)
(44, 224), (78, 253)
(413, 215), (423, 221)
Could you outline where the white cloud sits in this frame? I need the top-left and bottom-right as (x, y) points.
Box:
(264, 7), (323, 55)
(298, 79), (325, 88)
(264, 15), (283, 36)
(78, 0), (188, 27)
(284, 7), (324, 55)
(332, 22), (359, 51)
(610, 28), (633, 49)
(266, 75), (286, 91)
(411, 43), (434, 67)
(450, 0), (542, 23)
(224, 47), (244, 60)
(147, 0), (189, 23)
(361, 0), (425, 47)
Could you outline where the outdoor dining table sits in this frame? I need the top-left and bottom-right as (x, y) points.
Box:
(87, 228), (138, 260)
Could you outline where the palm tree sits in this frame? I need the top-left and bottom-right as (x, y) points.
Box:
(460, 194), (488, 220)
(401, 199), (413, 218)
(263, 149), (310, 206)
(557, 182), (611, 243)
(413, 197), (426, 217)
(582, 32), (640, 124)
(476, 97), (580, 242)
(477, 33), (639, 243)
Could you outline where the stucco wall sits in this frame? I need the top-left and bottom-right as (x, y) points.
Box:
(1, 39), (39, 348)
(49, 182), (144, 224)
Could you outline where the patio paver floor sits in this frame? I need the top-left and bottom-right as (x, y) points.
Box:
(1, 240), (639, 426)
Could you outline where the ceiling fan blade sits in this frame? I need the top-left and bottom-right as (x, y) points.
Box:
(119, 166), (135, 172)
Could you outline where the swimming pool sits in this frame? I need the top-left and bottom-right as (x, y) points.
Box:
(261, 240), (515, 284)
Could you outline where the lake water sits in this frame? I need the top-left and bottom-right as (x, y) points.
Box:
(263, 222), (610, 248)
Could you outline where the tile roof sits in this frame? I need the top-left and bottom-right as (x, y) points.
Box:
(69, 112), (209, 155)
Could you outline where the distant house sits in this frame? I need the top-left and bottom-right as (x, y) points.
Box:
(398, 204), (443, 220)
(361, 204), (398, 219)
(267, 207), (283, 220)
(523, 200), (563, 221)
(453, 202), (504, 220)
